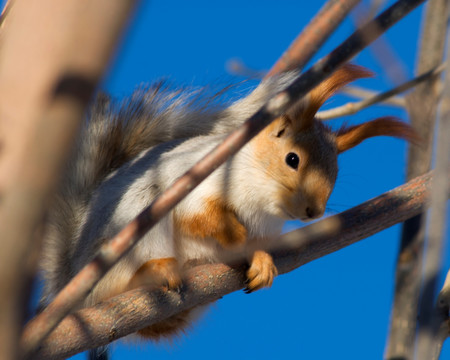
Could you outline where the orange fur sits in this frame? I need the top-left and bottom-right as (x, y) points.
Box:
(174, 197), (247, 248)
(246, 250), (278, 293)
(137, 309), (194, 340)
(253, 117), (304, 192)
(252, 116), (336, 220)
(127, 258), (182, 291)
(335, 116), (420, 153)
(300, 64), (373, 125)
(127, 258), (192, 340)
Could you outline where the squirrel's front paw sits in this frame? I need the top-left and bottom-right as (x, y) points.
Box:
(245, 250), (278, 293)
(128, 257), (182, 292)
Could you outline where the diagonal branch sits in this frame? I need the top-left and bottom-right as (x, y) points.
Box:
(316, 63), (444, 120)
(20, 0), (429, 357)
(32, 171), (435, 360)
(352, 0), (409, 85)
(228, 0), (361, 80)
(266, 0), (361, 77)
(340, 85), (406, 106)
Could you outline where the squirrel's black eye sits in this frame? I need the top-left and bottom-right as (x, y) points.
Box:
(285, 152), (299, 170)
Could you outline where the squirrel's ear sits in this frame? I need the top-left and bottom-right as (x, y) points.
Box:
(335, 117), (420, 154)
(299, 64), (373, 126)
(267, 115), (293, 138)
(285, 96), (311, 132)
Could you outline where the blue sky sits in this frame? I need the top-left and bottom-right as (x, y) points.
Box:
(58, 0), (449, 358)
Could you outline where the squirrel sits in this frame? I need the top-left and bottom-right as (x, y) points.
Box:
(39, 64), (417, 341)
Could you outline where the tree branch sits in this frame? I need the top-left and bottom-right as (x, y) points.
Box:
(228, 0), (361, 79)
(31, 171), (435, 360)
(266, 0), (361, 76)
(21, 0), (429, 356)
(352, 1), (409, 85)
(316, 63), (444, 120)
(340, 85), (406, 106)
(415, 7), (450, 357)
(0, 1), (138, 359)
(386, 0), (448, 358)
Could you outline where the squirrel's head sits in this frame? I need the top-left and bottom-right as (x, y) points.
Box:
(251, 64), (418, 221)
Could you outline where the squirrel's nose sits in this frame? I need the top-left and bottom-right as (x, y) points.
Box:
(305, 206), (324, 219)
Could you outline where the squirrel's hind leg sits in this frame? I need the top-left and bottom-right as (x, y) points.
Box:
(127, 257), (199, 341)
(127, 257), (182, 291)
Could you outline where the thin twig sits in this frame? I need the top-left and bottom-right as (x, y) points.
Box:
(316, 63), (445, 120)
(32, 171), (435, 360)
(20, 0), (429, 357)
(226, 58), (266, 79)
(340, 85), (405, 106)
(266, 0), (361, 77)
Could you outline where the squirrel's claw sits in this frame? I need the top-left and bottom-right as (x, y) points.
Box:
(245, 250), (278, 293)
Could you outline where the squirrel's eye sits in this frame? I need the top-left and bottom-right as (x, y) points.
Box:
(285, 152), (299, 170)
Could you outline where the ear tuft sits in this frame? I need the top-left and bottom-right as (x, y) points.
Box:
(264, 114), (293, 138)
(335, 116), (420, 153)
(303, 64), (373, 121)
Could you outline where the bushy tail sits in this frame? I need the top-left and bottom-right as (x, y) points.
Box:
(78, 74), (299, 192)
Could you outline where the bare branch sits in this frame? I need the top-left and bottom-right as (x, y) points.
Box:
(266, 0), (361, 77)
(340, 85), (406, 106)
(226, 58), (266, 79)
(366, 0), (388, 17)
(316, 63), (444, 120)
(405, 0), (448, 179)
(32, 171), (435, 360)
(228, 0), (361, 80)
(0, 1), (138, 359)
(386, 0), (448, 358)
(415, 10), (450, 357)
(352, 1), (409, 85)
(21, 0), (429, 356)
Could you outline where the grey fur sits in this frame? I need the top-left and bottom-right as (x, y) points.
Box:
(39, 72), (299, 305)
